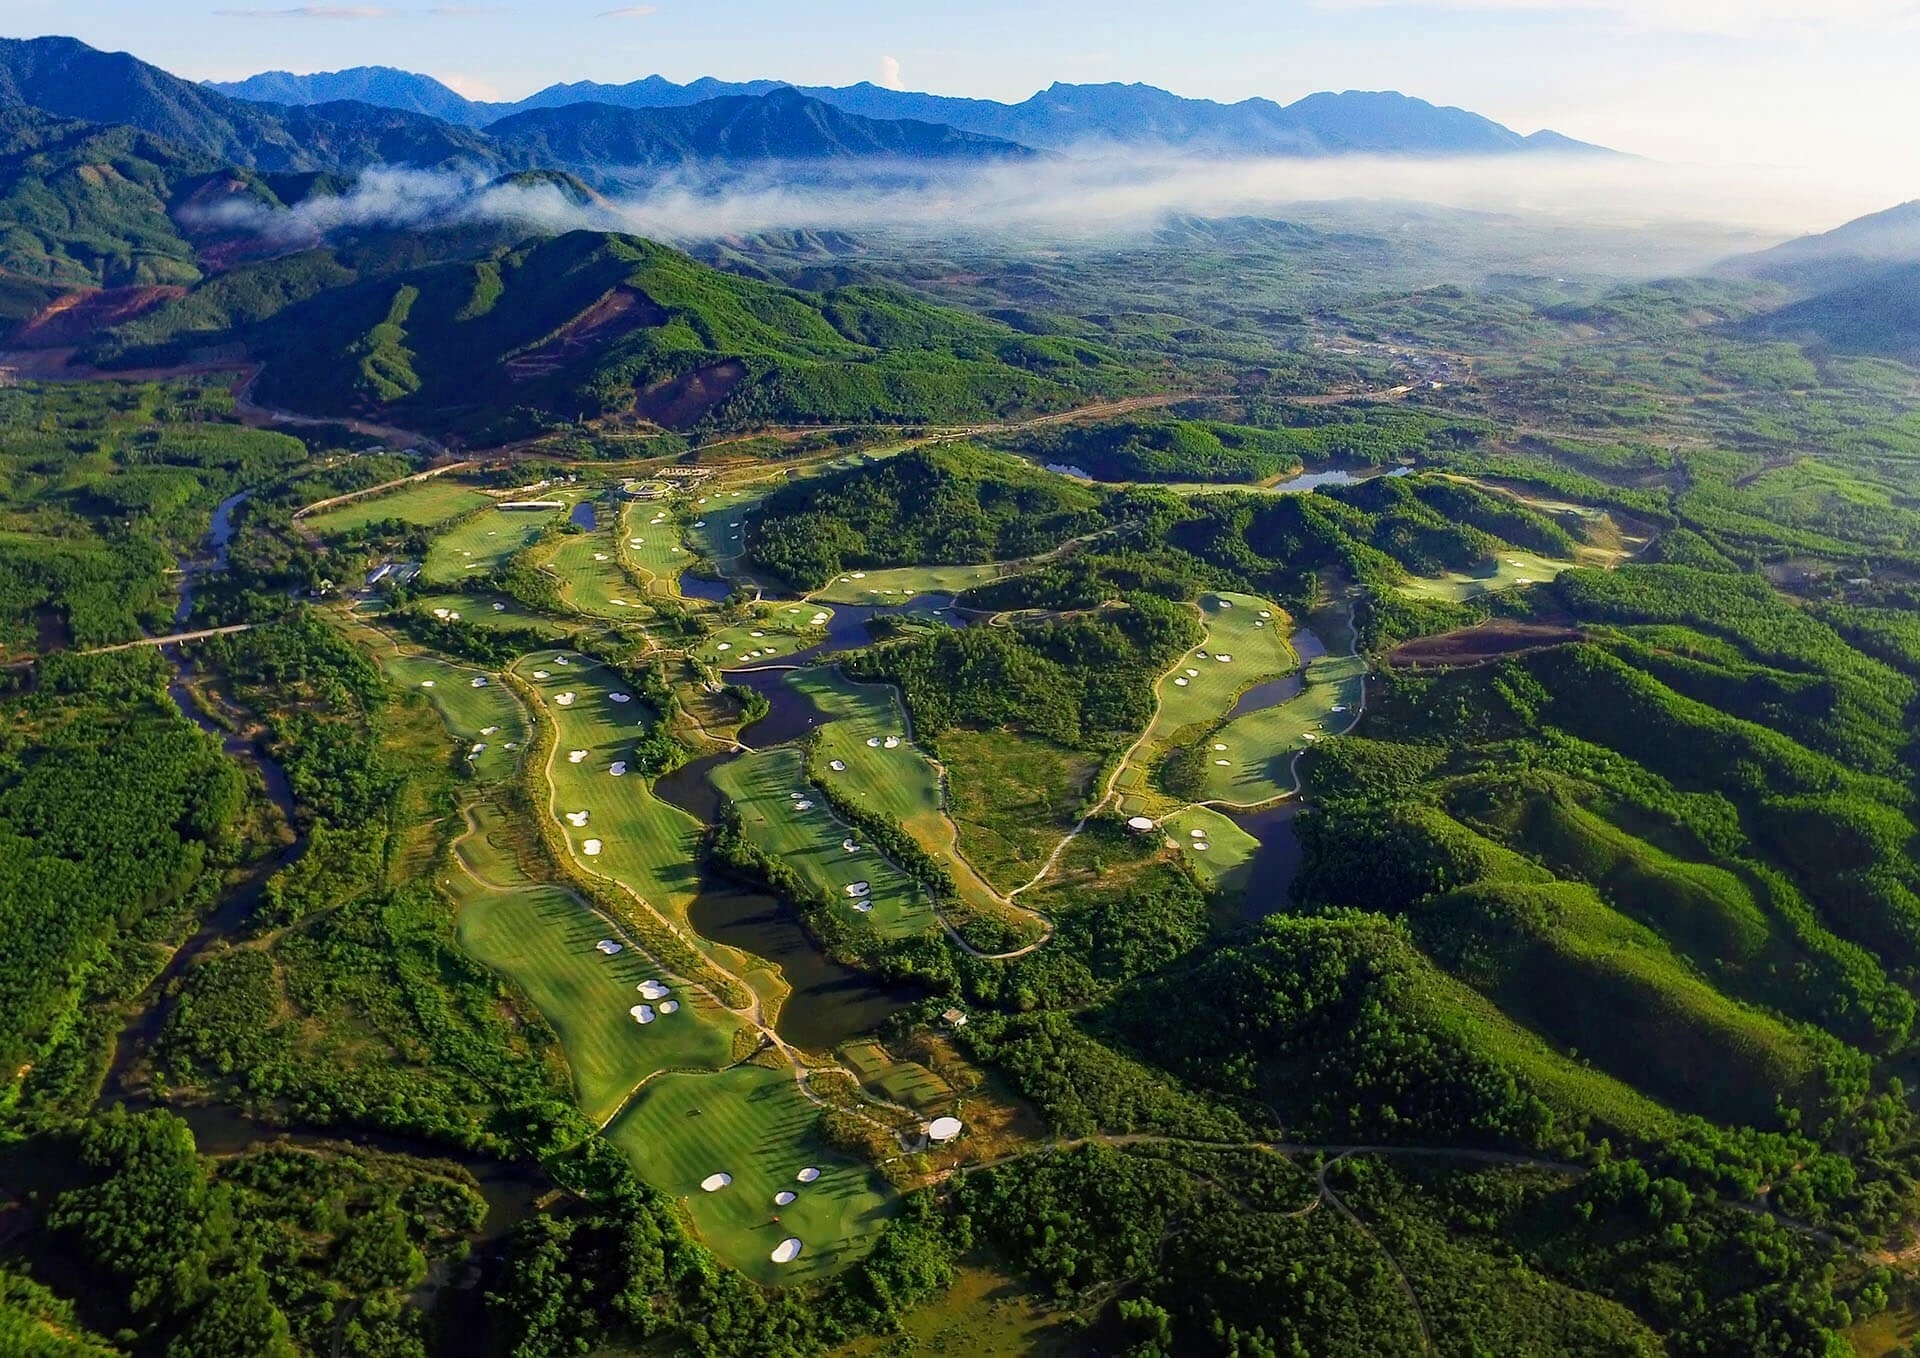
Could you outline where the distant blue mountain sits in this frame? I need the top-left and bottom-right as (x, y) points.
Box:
(210, 67), (1612, 158)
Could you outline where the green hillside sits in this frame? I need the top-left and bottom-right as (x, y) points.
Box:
(95, 230), (1138, 436)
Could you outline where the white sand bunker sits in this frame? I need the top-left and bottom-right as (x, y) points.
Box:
(750, 631), (764, 638)
(582, 839), (603, 856)
(471, 676), (489, 688)
(482, 726), (499, 735)
(566, 811), (590, 827)
(630, 1004), (655, 1024)
(829, 760), (846, 772)
(865, 737), (882, 747)
(796, 1167), (820, 1183)
(637, 980), (670, 1000)
(883, 737), (901, 749)
(595, 940), (622, 955)
(1190, 828), (1208, 838)
(794, 800), (814, 811)
(568, 749), (588, 763)
(493, 602), (507, 611)
(432, 608), (451, 619)
(810, 614), (828, 624)
(693, 520), (707, 528)
(1259, 610), (1272, 618)
(609, 761), (628, 777)
(660, 1000), (680, 1014)
(771, 1238), (803, 1264)
(851, 572), (867, 579)
(716, 642), (731, 651)
(629, 539), (645, 547)
(594, 553), (609, 561)
(1216, 654), (1234, 663)
(843, 839), (860, 853)
(1215, 759), (1231, 766)
(468, 744), (486, 758)
(420, 679), (435, 688)
(854, 900), (873, 913)
(1331, 704), (1348, 713)
(555, 657), (570, 665)
(774, 1190), (796, 1206)
(1174, 678), (1189, 687)
(1218, 599), (1233, 609)
(610, 692), (632, 704)
(1185, 668), (1200, 677)
(1214, 743), (1228, 751)
(534, 670), (551, 679)
(846, 881), (871, 898)
(1193, 841), (1211, 852)
(555, 692), (577, 706)
(700, 1172), (731, 1192)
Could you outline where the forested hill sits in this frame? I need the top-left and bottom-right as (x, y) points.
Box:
(86, 230), (1138, 437)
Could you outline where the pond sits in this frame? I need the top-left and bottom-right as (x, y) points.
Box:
(1268, 465), (1413, 495)
(1229, 800), (1304, 919)
(688, 878), (915, 1050)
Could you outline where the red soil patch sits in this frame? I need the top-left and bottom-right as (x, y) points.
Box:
(10, 285), (185, 348)
(1388, 619), (1584, 668)
(505, 286), (667, 382)
(635, 358), (748, 431)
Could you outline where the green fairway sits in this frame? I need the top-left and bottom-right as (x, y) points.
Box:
(304, 479), (491, 535)
(790, 669), (1010, 918)
(618, 499), (692, 596)
(423, 505), (565, 585)
(808, 563), (1005, 605)
(1161, 805), (1263, 894)
(1396, 551), (1571, 602)
(1117, 593), (1296, 809)
(603, 1063), (896, 1286)
(378, 650), (526, 781)
(515, 652), (706, 920)
(540, 521), (648, 617)
(456, 883), (742, 1123)
(1199, 650), (1367, 805)
(684, 483), (774, 566)
(695, 603), (828, 666)
(407, 593), (570, 637)
(712, 746), (933, 940)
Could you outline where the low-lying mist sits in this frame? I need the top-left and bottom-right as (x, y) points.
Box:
(186, 150), (1893, 274)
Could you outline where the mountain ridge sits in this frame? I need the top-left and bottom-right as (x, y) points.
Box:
(210, 64), (1612, 157)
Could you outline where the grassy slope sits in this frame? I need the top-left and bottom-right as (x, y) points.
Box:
(422, 506), (565, 586)
(303, 479), (491, 535)
(1200, 651), (1366, 805)
(376, 649), (526, 782)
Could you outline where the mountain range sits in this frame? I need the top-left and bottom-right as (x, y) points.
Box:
(214, 63), (1608, 158)
(1724, 201), (1920, 361)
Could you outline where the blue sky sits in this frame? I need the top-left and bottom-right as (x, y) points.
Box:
(5, 0), (1918, 193)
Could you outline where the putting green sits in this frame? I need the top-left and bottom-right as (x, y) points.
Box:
(808, 563), (1004, 605)
(516, 652), (706, 920)
(304, 479), (491, 535)
(1200, 650), (1367, 805)
(456, 883), (742, 1123)
(1161, 805), (1263, 894)
(1396, 551), (1570, 602)
(603, 1063), (896, 1286)
(712, 746), (933, 941)
(378, 650), (525, 781)
(423, 505), (564, 585)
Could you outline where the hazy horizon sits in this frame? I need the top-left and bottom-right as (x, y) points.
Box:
(7, 0), (1920, 212)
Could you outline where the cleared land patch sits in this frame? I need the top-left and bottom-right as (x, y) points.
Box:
(712, 746), (933, 941)
(1396, 550), (1571, 603)
(1388, 619), (1585, 668)
(604, 1062), (896, 1286)
(304, 479), (490, 535)
(939, 730), (1102, 893)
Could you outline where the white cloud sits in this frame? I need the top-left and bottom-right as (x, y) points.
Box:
(879, 54), (903, 89)
(596, 4), (658, 16)
(1311, 0), (1920, 37)
(435, 72), (502, 99)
